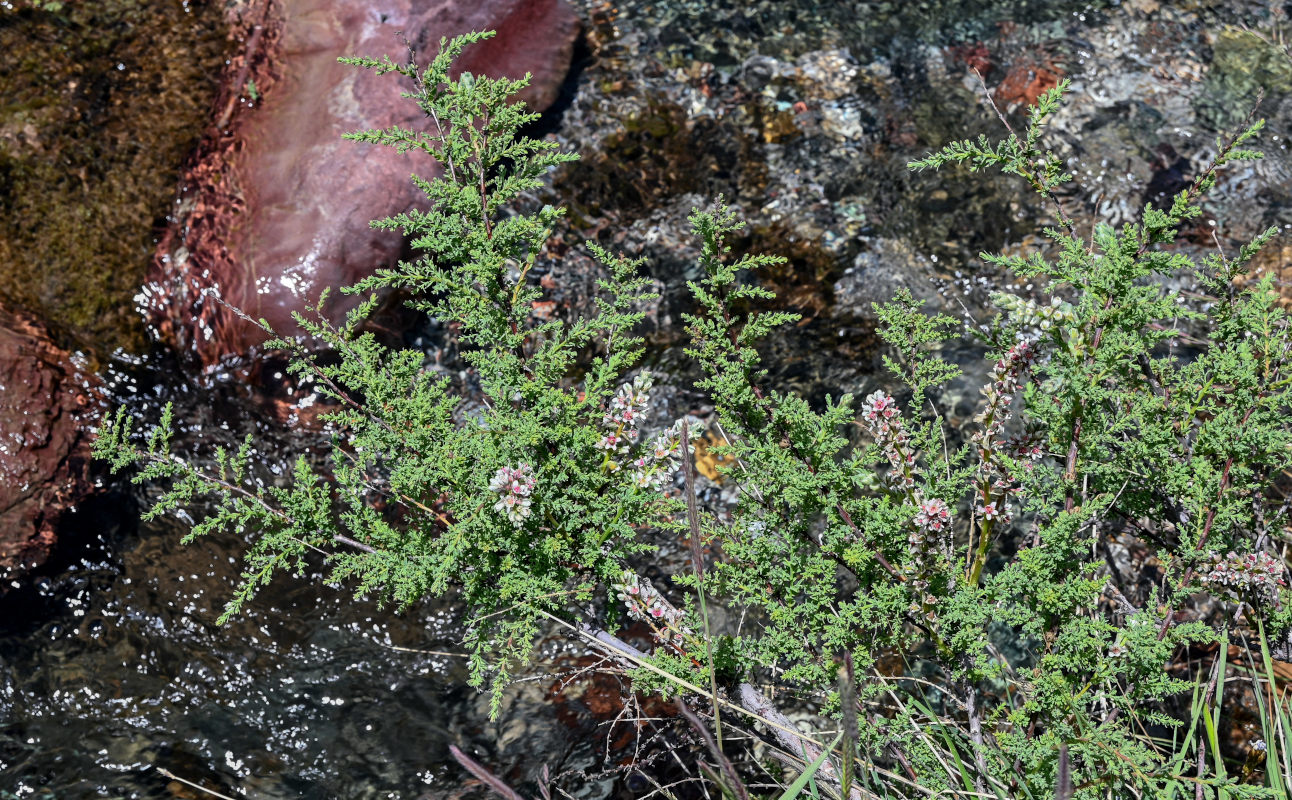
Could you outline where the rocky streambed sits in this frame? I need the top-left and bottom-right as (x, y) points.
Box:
(3, 0), (1292, 795)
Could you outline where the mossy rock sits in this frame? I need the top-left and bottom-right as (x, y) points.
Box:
(0, 0), (229, 357)
(1196, 26), (1292, 130)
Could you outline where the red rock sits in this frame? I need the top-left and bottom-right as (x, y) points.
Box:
(0, 306), (99, 586)
(147, 0), (580, 370)
(994, 55), (1062, 110)
(947, 41), (993, 75)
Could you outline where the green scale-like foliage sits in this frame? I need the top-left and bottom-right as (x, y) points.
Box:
(97, 36), (1292, 797)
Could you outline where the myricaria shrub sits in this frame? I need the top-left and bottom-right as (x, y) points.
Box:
(96, 33), (1292, 798)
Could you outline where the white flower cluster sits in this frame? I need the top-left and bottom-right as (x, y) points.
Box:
(913, 498), (951, 535)
(597, 373), (652, 454)
(861, 390), (917, 492)
(908, 496), (953, 592)
(1202, 550), (1287, 605)
(627, 421), (686, 490)
(613, 569), (693, 654)
(488, 463), (535, 526)
(976, 340), (1039, 436)
(1001, 431), (1045, 465)
(596, 373), (693, 491)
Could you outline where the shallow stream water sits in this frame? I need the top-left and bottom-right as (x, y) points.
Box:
(3, 0), (1292, 796)
(0, 357), (553, 799)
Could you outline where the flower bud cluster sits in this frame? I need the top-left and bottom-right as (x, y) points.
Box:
(861, 390), (917, 491)
(1001, 432), (1045, 465)
(594, 373), (695, 491)
(911, 498), (951, 547)
(991, 292), (1074, 338)
(970, 339), (1040, 527)
(976, 340), (1039, 436)
(1202, 550), (1287, 605)
(859, 391), (949, 589)
(900, 505), (952, 594)
(489, 463), (535, 526)
(613, 569), (693, 654)
(907, 496), (953, 592)
(597, 373), (652, 454)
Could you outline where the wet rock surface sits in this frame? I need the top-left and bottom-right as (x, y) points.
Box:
(0, 306), (98, 586)
(146, 0), (580, 369)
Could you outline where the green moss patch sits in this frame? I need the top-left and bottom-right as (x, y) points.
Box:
(0, 0), (229, 355)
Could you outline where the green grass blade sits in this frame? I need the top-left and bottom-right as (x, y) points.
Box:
(1165, 679), (1205, 774)
(1207, 628), (1231, 800)
(1201, 708), (1228, 800)
(935, 726), (976, 794)
(1215, 627), (1228, 738)
(1278, 688), (1292, 789)
(1255, 618), (1287, 796)
(904, 694), (972, 788)
(779, 733), (844, 800)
